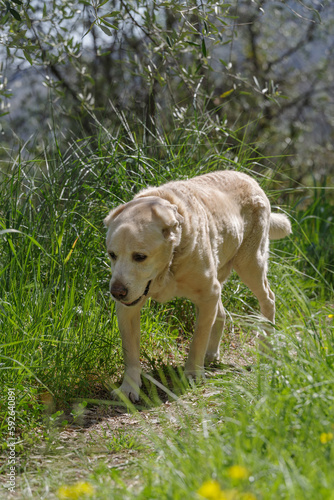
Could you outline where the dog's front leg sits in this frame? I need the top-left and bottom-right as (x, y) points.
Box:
(113, 302), (142, 403)
(184, 285), (220, 379)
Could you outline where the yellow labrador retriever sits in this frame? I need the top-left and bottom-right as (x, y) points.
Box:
(104, 170), (291, 401)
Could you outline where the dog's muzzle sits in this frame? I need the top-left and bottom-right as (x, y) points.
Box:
(121, 280), (151, 307)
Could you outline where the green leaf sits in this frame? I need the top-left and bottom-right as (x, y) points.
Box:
(24, 11), (31, 29)
(83, 20), (96, 38)
(98, 0), (110, 7)
(99, 24), (112, 36)
(219, 58), (229, 67)
(311, 8), (322, 23)
(23, 49), (33, 65)
(10, 8), (21, 21)
(185, 41), (199, 47)
(201, 39), (207, 57)
(100, 17), (117, 29)
(102, 11), (120, 17)
(0, 12), (10, 24)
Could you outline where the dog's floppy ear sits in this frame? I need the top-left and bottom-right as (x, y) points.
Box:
(152, 202), (184, 244)
(104, 203), (128, 226)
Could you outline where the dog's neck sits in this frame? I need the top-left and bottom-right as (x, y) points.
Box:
(154, 240), (180, 289)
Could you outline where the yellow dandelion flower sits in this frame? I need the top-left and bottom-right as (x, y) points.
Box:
(57, 481), (95, 499)
(197, 480), (227, 500)
(240, 493), (257, 500)
(227, 465), (249, 480)
(223, 490), (240, 500)
(320, 432), (334, 444)
(328, 314), (333, 319)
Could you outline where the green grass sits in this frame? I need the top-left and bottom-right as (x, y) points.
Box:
(0, 116), (333, 499)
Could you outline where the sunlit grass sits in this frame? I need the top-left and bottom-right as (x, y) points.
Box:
(0, 115), (333, 498)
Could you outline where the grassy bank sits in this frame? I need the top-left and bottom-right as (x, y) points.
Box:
(0, 121), (333, 498)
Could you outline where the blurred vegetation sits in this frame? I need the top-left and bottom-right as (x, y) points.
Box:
(0, 0), (334, 182)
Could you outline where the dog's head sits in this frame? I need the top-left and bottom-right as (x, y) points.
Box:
(104, 196), (183, 307)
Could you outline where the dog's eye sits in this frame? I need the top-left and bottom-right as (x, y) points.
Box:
(133, 253), (147, 262)
(109, 251), (117, 261)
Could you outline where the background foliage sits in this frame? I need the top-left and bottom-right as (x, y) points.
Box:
(1, 0), (334, 180)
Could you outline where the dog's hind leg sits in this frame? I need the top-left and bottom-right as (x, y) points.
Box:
(205, 301), (226, 364)
(204, 262), (232, 364)
(185, 281), (221, 378)
(234, 248), (275, 325)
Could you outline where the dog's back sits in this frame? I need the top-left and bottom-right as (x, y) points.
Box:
(137, 170), (291, 243)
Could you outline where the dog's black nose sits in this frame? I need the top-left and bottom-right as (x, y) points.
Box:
(110, 281), (128, 301)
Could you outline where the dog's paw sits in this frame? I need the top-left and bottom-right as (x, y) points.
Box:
(111, 378), (141, 403)
(111, 384), (140, 403)
(184, 365), (205, 382)
(205, 350), (220, 365)
(255, 328), (273, 355)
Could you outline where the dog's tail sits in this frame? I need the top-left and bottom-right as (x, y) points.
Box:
(269, 213), (292, 240)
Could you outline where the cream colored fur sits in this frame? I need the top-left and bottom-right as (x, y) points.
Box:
(104, 171), (291, 402)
